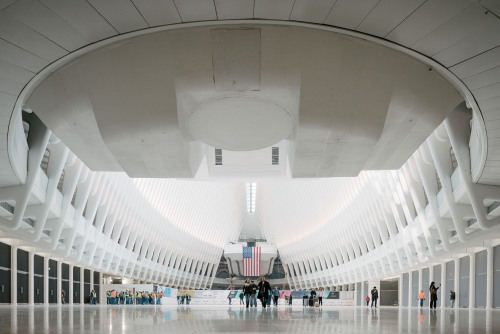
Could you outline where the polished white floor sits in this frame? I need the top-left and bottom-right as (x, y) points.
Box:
(1, 304), (499, 333)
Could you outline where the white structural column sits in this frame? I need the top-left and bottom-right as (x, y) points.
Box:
(43, 256), (49, 305)
(56, 260), (62, 304)
(90, 269), (94, 297)
(486, 246), (493, 309)
(429, 265), (434, 287)
(361, 281), (365, 306)
(11, 246), (17, 305)
(69, 264), (73, 304)
(469, 253), (475, 309)
(440, 262), (446, 308)
(454, 258), (460, 309)
(418, 268), (422, 292)
(399, 275), (403, 307)
(28, 251), (34, 305)
(408, 271), (412, 307)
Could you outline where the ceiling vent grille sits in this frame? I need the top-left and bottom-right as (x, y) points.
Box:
(215, 148), (223, 165)
(272, 147), (279, 165)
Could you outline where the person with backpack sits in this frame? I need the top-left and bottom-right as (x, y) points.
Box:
(429, 282), (441, 309)
(450, 290), (456, 308)
(371, 287), (378, 308)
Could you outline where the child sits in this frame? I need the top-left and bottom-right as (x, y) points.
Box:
(418, 290), (426, 307)
(366, 296), (370, 306)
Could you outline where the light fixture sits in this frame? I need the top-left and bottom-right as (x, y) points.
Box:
(246, 182), (256, 214)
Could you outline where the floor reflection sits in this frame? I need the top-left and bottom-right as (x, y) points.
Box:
(0, 305), (499, 333)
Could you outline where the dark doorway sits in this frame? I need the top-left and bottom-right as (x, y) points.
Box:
(48, 259), (57, 304)
(0, 242), (11, 303)
(34, 255), (44, 303)
(17, 249), (29, 304)
(380, 278), (399, 306)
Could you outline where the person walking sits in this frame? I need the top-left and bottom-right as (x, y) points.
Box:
(272, 286), (280, 307)
(243, 278), (252, 308)
(418, 290), (426, 307)
(257, 276), (271, 309)
(250, 280), (258, 307)
(371, 286), (378, 308)
(450, 290), (456, 308)
(228, 285), (234, 305)
(239, 291), (245, 305)
(429, 282), (441, 309)
(366, 295), (370, 306)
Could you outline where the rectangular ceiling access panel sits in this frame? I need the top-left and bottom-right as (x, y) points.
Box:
(210, 28), (261, 91)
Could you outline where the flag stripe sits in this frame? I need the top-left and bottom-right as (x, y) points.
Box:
(243, 246), (261, 276)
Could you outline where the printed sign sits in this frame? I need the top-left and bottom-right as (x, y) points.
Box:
(327, 291), (339, 299)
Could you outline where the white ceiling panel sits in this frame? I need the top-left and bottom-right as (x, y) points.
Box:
(464, 66), (500, 90)
(450, 46), (500, 79)
(0, 76), (24, 95)
(477, 96), (500, 111)
(87, 0), (148, 33)
(5, 0), (93, 51)
(0, 12), (67, 61)
(483, 108), (500, 121)
(40, 0), (117, 42)
(254, 0), (294, 20)
(412, 6), (492, 58)
(131, 0), (181, 26)
(481, 0), (500, 17)
(357, 0), (426, 37)
(0, 56), (35, 82)
(215, 0), (253, 20)
(0, 38), (48, 72)
(0, 0), (16, 10)
(174, 0), (217, 22)
(0, 91), (16, 107)
(472, 82), (500, 101)
(0, 100), (14, 114)
(290, 0), (336, 24)
(386, 0), (472, 47)
(324, 0), (379, 30)
(433, 15), (500, 67)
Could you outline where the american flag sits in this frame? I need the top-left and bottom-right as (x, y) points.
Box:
(242, 246), (261, 276)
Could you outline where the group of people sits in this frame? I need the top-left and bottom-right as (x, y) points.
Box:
(106, 290), (163, 305)
(240, 277), (326, 308)
(177, 294), (191, 305)
(366, 287), (379, 308)
(366, 281), (457, 309)
(418, 282), (456, 308)
(242, 276), (283, 309)
(301, 288), (325, 307)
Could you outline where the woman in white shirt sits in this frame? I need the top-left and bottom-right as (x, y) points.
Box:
(318, 288), (324, 306)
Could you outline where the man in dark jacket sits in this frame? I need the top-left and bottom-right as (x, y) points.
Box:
(371, 287), (378, 308)
(450, 290), (456, 308)
(257, 276), (271, 308)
